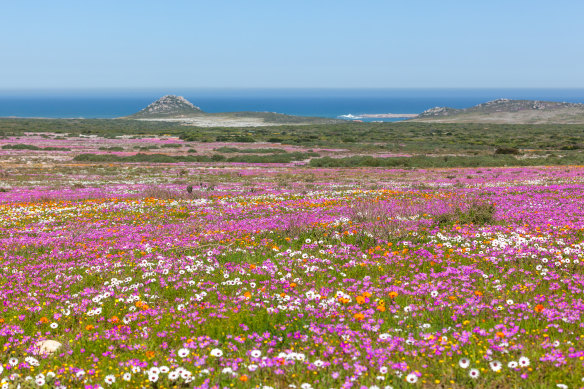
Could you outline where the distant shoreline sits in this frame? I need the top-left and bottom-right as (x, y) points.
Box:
(360, 113), (418, 118)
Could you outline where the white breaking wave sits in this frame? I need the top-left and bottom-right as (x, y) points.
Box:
(338, 114), (363, 119)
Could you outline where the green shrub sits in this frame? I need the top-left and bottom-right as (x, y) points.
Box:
(434, 201), (496, 226)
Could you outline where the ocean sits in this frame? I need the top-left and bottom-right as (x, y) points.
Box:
(1, 88), (584, 122)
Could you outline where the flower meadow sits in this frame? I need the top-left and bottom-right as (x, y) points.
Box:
(2, 153), (584, 388)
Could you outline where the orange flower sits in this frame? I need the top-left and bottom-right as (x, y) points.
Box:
(145, 350), (155, 359)
(239, 375), (248, 382)
(0, 318), (4, 324)
(249, 264), (256, 270)
(356, 296), (366, 305)
(86, 324), (94, 331)
(376, 305), (386, 312)
(388, 291), (398, 299)
(496, 331), (505, 338)
(243, 291), (251, 299)
(474, 291), (483, 296)
(354, 313), (365, 321)
(535, 304), (544, 313)
(363, 292), (372, 298)
(110, 316), (119, 324)
(39, 317), (49, 324)
(289, 282), (297, 288)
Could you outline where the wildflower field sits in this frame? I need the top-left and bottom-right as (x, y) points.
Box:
(1, 135), (584, 388)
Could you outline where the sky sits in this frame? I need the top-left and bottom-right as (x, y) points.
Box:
(1, 0), (583, 90)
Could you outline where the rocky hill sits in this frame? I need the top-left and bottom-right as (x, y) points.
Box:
(413, 99), (584, 124)
(124, 95), (343, 127)
(128, 95), (203, 118)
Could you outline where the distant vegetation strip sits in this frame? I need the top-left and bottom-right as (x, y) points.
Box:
(213, 147), (287, 154)
(1, 143), (71, 151)
(309, 154), (584, 168)
(73, 151), (318, 163)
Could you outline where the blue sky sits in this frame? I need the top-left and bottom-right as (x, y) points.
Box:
(1, 0), (583, 89)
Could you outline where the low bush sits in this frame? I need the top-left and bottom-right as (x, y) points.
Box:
(434, 201), (496, 226)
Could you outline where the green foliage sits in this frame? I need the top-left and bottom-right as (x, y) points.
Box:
(1, 143), (70, 151)
(434, 201), (496, 226)
(214, 147), (287, 154)
(309, 154), (584, 168)
(98, 146), (124, 151)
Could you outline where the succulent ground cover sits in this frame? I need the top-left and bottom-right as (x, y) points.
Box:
(1, 139), (584, 388)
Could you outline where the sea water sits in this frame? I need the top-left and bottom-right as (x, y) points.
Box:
(1, 88), (584, 122)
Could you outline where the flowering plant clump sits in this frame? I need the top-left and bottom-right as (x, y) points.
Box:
(1, 148), (584, 388)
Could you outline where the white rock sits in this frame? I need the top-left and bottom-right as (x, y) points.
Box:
(35, 340), (62, 356)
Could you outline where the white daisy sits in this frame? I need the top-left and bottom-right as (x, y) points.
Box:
(210, 348), (223, 357)
(406, 373), (418, 383)
(8, 358), (18, 367)
(489, 360), (502, 372)
(177, 348), (190, 358)
(459, 358), (470, 369)
(508, 361), (518, 368)
(122, 373), (131, 381)
(104, 375), (115, 385)
(469, 368), (480, 379)
(148, 373), (158, 382)
(50, 322), (58, 329)
(250, 349), (262, 358)
(518, 356), (530, 367)
(168, 371), (179, 381)
(159, 366), (169, 373)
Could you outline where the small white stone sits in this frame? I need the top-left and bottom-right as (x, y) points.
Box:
(35, 340), (62, 356)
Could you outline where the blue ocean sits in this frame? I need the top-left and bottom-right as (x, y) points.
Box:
(1, 89), (584, 122)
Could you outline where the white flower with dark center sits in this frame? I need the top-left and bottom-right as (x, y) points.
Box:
(250, 349), (262, 358)
(159, 366), (169, 373)
(180, 370), (192, 379)
(489, 360), (502, 372)
(35, 377), (45, 386)
(458, 358), (470, 369)
(313, 360), (324, 367)
(430, 291), (438, 297)
(104, 375), (115, 385)
(122, 373), (131, 381)
(508, 361), (518, 368)
(518, 356), (530, 367)
(168, 371), (179, 381)
(149, 367), (160, 376)
(178, 348), (190, 358)
(50, 323), (58, 329)
(76, 370), (85, 378)
(469, 369), (480, 379)
(379, 366), (388, 374)
(210, 348), (223, 357)
(25, 357), (39, 366)
(8, 358), (18, 367)
(131, 366), (140, 373)
(405, 373), (418, 383)
(148, 373), (158, 382)
(248, 364), (258, 371)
